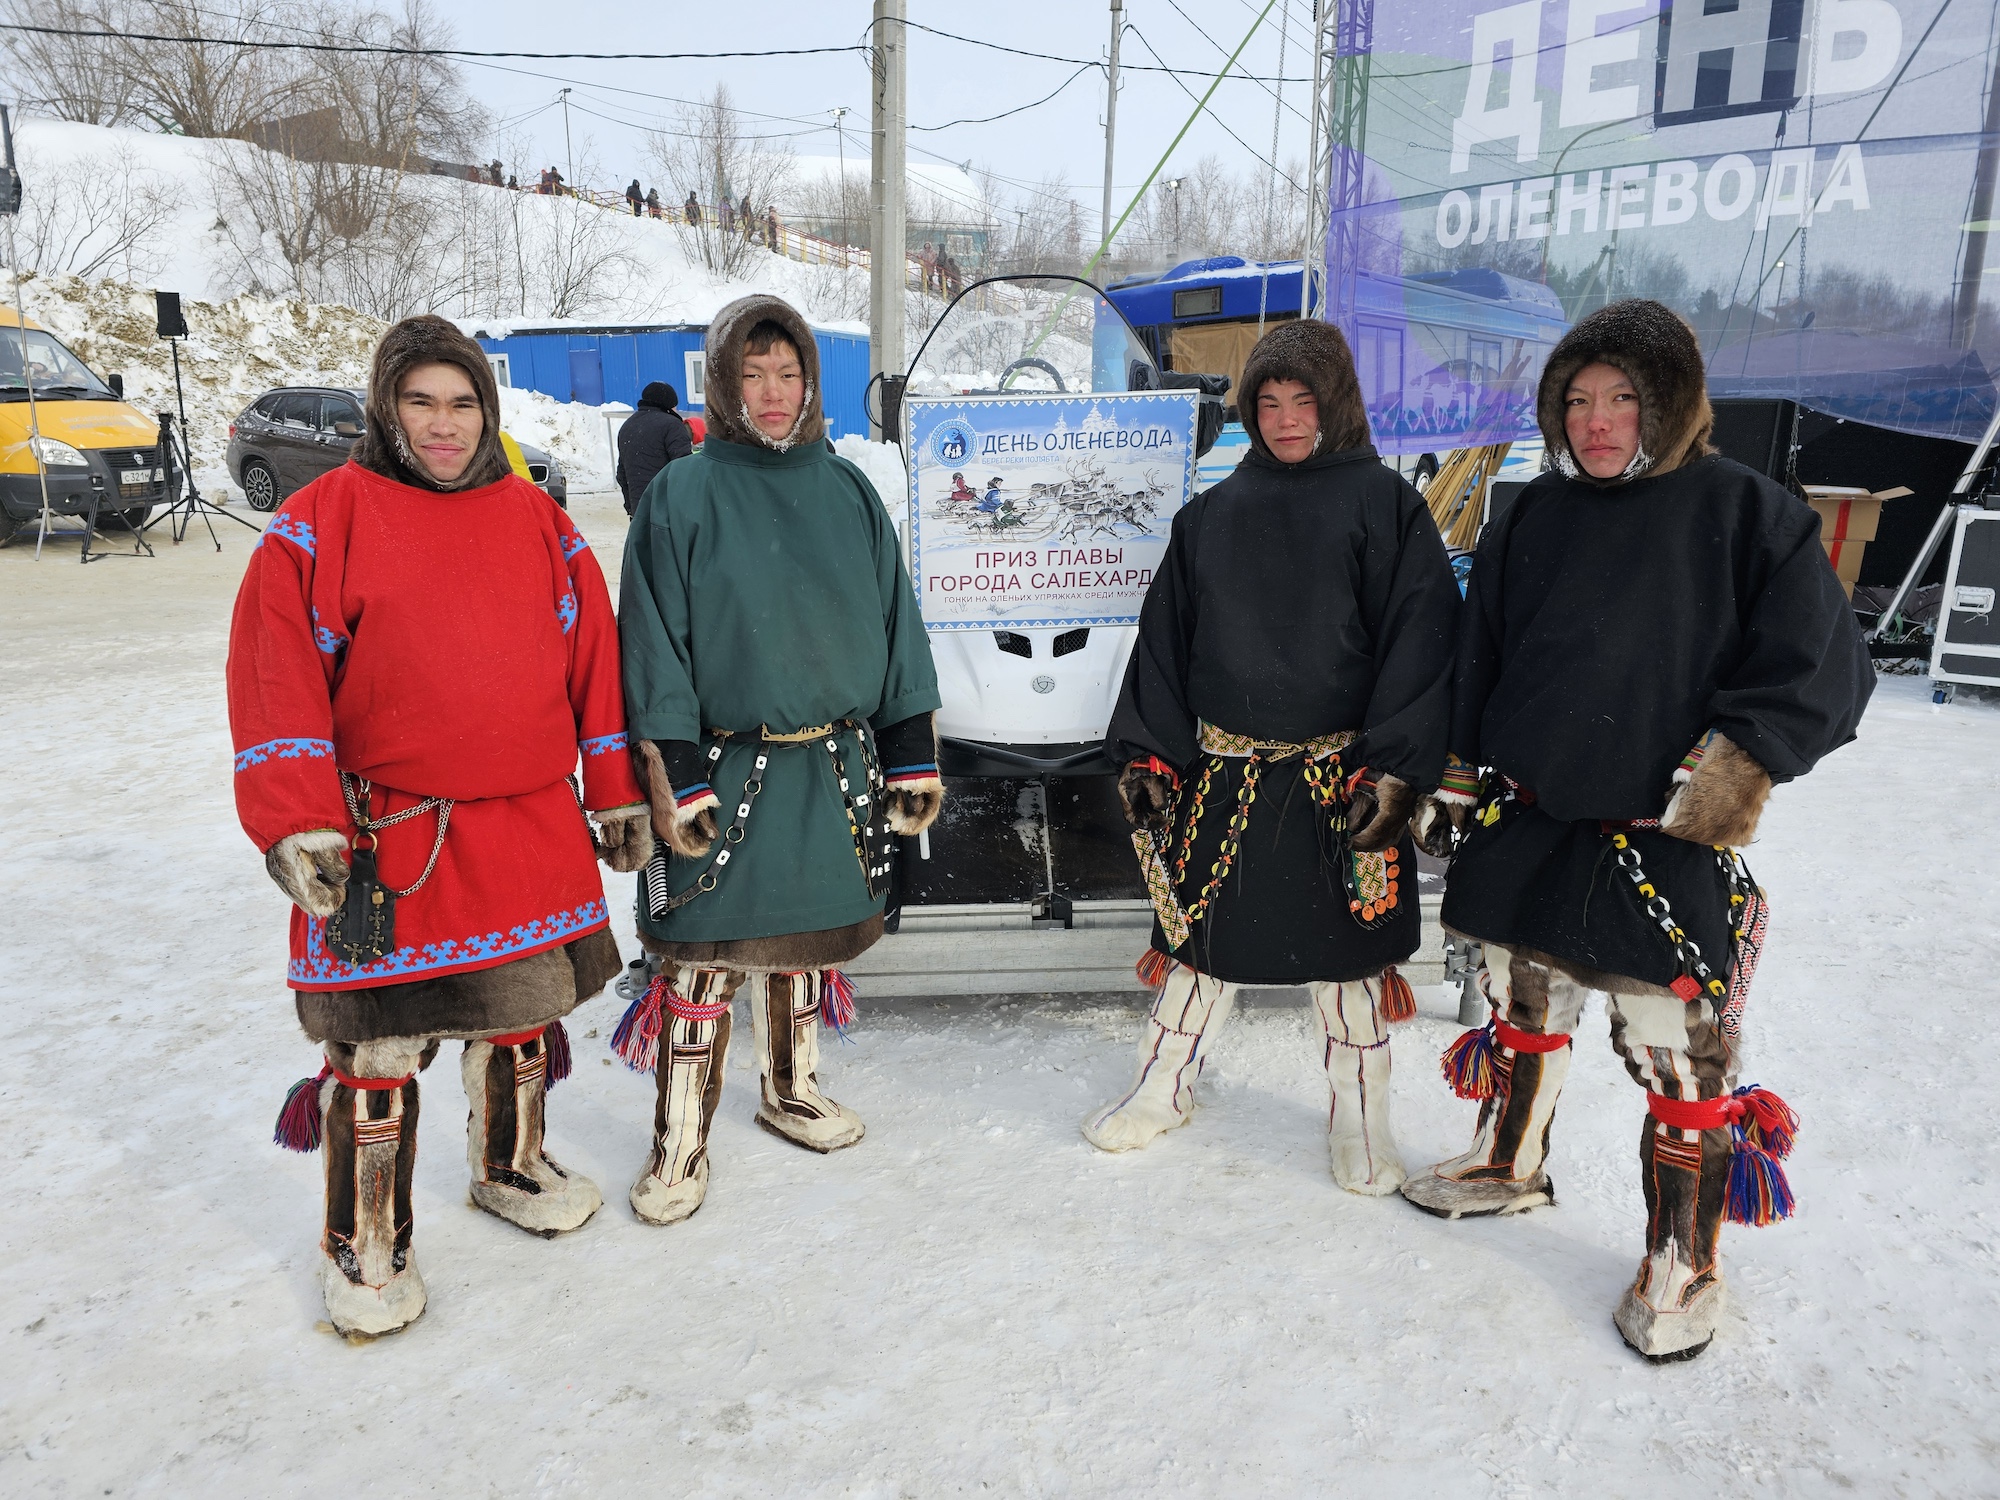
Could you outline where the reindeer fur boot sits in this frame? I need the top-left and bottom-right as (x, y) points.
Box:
(1083, 963), (1239, 1151)
(753, 970), (864, 1152)
(1614, 1108), (1732, 1362)
(630, 967), (736, 1224)
(1402, 948), (1576, 1219)
(463, 1028), (601, 1236)
(1311, 976), (1406, 1194)
(318, 1042), (426, 1338)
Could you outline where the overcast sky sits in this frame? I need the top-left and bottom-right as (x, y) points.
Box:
(442, 1), (1317, 222)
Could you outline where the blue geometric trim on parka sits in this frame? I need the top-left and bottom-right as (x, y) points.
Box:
(289, 899), (610, 985)
(557, 588), (578, 634)
(561, 530), (590, 560)
(235, 737), (335, 772)
(580, 731), (629, 757)
(258, 513), (317, 556)
(310, 607), (349, 656)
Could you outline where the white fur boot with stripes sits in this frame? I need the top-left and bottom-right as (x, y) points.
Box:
(1311, 977), (1406, 1195)
(1082, 965), (1239, 1152)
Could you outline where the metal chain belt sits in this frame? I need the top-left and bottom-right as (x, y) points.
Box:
(340, 772), (452, 898)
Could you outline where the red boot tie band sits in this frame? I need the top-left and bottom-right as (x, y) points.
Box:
(329, 1064), (416, 1091)
(486, 1026), (547, 1047)
(1494, 1017), (1572, 1054)
(1646, 1085), (1801, 1227)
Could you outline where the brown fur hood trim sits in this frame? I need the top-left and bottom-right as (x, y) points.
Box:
(1237, 318), (1371, 465)
(701, 294), (827, 451)
(355, 314), (512, 491)
(1536, 298), (1714, 484)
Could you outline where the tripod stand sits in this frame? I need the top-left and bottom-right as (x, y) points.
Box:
(142, 323), (259, 549)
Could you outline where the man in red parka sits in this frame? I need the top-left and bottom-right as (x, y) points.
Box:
(228, 316), (652, 1338)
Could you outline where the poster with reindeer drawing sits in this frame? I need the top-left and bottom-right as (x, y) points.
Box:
(903, 390), (1199, 630)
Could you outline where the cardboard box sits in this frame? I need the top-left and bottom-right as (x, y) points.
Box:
(1804, 484), (1912, 598)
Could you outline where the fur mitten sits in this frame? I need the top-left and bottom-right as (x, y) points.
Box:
(636, 739), (721, 859)
(266, 828), (350, 916)
(592, 803), (655, 872)
(1661, 731), (1771, 847)
(877, 711), (944, 835)
(1413, 754), (1482, 858)
(1347, 770), (1416, 853)
(1117, 760), (1177, 831)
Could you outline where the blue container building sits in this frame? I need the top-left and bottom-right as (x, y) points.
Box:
(466, 319), (872, 440)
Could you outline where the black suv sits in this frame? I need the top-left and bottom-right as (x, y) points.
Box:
(226, 385), (568, 509)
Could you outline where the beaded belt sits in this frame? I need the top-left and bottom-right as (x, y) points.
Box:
(1197, 721), (1356, 761)
(1136, 720), (1395, 949)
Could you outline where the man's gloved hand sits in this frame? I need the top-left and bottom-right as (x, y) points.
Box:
(266, 829), (350, 917)
(592, 803), (655, 872)
(1345, 767), (1416, 853)
(1412, 793), (1475, 858)
(1117, 758), (1177, 832)
(636, 739), (721, 859)
(1661, 730), (1771, 847)
(876, 711), (945, 835)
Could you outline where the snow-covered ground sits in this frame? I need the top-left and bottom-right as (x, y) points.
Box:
(3, 490), (1997, 1497)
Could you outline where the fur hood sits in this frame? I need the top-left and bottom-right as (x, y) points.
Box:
(701, 294), (826, 451)
(355, 314), (511, 491)
(1236, 318), (1371, 465)
(1535, 298), (1714, 484)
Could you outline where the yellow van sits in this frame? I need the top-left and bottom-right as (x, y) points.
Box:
(1, 306), (178, 542)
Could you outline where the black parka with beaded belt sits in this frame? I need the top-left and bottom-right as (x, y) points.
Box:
(1440, 300), (1873, 991)
(1105, 320), (1460, 986)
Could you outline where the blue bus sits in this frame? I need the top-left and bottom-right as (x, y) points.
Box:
(1105, 257), (1568, 469)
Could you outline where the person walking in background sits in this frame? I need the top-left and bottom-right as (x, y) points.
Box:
(766, 204), (781, 253)
(647, 187), (663, 219)
(625, 180), (643, 216)
(615, 382), (694, 517)
(684, 191), (701, 226)
(719, 197), (735, 235)
(739, 195), (755, 242)
(919, 241), (937, 293)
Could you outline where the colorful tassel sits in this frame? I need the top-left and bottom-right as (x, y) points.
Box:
(1440, 1023), (1496, 1100)
(273, 1067), (329, 1152)
(1377, 964), (1417, 1023)
(1732, 1084), (1797, 1159)
(611, 974), (668, 1072)
(820, 968), (857, 1039)
(544, 1018), (572, 1086)
(1725, 1131), (1796, 1226)
(1135, 949), (1176, 989)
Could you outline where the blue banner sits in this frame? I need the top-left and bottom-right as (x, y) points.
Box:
(1327, 0), (2000, 447)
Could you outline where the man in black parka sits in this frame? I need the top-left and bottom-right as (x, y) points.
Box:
(616, 382), (695, 515)
(1082, 319), (1460, 1195)
(1403, 300), (1872, 1361)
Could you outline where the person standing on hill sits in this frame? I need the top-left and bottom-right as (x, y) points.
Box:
(228, 315), (652, 1338)
(1402, 299), (1873, 1362)
(615, 381), (694, 516)
(625, 180), (643, 216)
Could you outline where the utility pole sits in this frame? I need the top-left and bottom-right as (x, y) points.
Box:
(870, 0), (907, 436)
(1100, 0), (1123, 255)
(558, 87), (574, 190)
(831, 106), (851, 263)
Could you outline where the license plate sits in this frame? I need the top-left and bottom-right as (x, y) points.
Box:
(120, 468), (154, 485)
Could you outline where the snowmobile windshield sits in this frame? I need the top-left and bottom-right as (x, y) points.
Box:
(0, 326), (114, 400)
(904, 275), (1159, 401)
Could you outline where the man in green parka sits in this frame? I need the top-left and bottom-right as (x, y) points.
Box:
(617, 293), (943, 1225)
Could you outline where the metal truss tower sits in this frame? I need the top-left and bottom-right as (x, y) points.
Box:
(1303, 0), (1373, 327)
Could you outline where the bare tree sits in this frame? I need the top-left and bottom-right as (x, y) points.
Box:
(11, 141), (175, 281)
(0, 0), (136, 124)
(115, 0), (305, 138)
(646, 84), (794, 279)
(298, 0), (487, 164)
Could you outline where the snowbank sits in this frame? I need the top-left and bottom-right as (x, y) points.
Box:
(834, 434), (908, 514)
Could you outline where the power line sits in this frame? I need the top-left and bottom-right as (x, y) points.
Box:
(895, 18), (1310, 83)
(1163, 0), (1311, 130)
(913, 63), (1097, 132)
(0, 21), (867, 61)
(1126, 23), (1303, 193)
